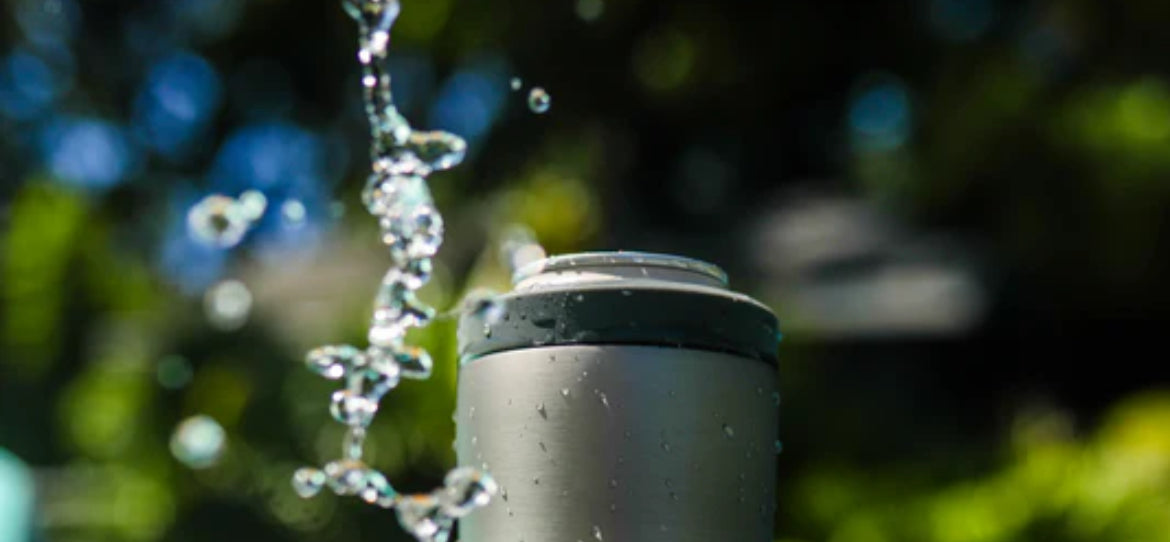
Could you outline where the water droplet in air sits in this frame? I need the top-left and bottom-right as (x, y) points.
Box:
(439, 467), (498, 517)
(362, 172), (431, 217)
(378, 203), (444, 262)
(405, 130), (467, 172)
(292, 467), (327, 498)
(510, 77), (522, 91)
(343, 427), (367, 460)
(305, 344), (362, 380)
(170, 415), (226, 469)
(370, 344), (431, 380)
(330, 389), (379, 427)
(395, 493), (449, 539)
(203, 279), (252, 331)
(528, 87), (551, 114)
(187, 194), (251, 248)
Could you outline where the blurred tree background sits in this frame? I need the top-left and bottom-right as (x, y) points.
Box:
(1, 0), (1169, 541)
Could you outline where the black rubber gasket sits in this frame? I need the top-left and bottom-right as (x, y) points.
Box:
(458, 280), (779, 365)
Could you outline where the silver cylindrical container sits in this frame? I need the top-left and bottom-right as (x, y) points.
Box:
(455, 252), (780, 542)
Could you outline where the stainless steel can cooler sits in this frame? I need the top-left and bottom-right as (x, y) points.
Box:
(455, 252), (780, 542)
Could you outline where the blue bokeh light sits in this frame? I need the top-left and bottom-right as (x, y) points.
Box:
(133, 51), (223, 158)
(208, 122), (328, 193)
(0, 49), (71, 121)
(387, 52), (437, 115)
(160, 189), (228, 294)
(205, 122), (333, 253)
(39, 117), (137, 189)
(848, 78), (913, 152)
(14, 0), (82, 49)
(927, 0), (995, 43)
(429, 56), (509, 145)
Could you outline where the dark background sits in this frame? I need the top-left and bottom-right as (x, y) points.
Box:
(2, 0), (1169, 540)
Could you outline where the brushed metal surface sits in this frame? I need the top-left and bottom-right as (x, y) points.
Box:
(455, 344), (779, 542)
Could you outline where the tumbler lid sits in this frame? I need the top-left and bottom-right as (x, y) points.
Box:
(460, 251), (780, 365)
(513, 251), (728, 290)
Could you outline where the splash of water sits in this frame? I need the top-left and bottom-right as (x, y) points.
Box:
(293, 1), (496, 539)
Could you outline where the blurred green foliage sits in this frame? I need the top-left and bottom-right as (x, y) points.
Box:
(785, 393), (1170, 542)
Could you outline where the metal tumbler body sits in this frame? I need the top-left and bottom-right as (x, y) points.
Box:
(455, 252), (780, 542)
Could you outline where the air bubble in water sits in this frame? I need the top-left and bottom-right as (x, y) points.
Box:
(592, 525), (604, 541)
(170, 415), (226, 469)
(204, 279), (252, 331)
(187, 194), (251, 248)
(510, 77), (522, 91)
(774, 440), (784, 454)
(722, 424), (735, 439)
(292, 467), (327, 498)
(439, 467), (499, 518)
(528, 87), (551, 114)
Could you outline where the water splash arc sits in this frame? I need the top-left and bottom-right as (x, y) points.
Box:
(293, 1), (496, 540)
